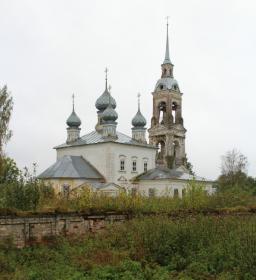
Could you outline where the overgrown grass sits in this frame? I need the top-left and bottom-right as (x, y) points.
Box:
(1, 215), (256, 279)
(27, 181), (256, 216)
(1, 180), (256, 217)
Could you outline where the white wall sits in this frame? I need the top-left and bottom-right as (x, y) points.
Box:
(134, 179), (213, 197)
(56, 142), (156, 184)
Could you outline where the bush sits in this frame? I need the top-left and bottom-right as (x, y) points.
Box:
(1, 216), (256, 279)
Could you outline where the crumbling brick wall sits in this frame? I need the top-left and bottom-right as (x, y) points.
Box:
(0, 213), (127, 248)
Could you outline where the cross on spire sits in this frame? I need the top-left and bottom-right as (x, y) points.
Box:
(137, 92), (141, 110)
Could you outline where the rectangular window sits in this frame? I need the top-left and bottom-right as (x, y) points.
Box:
(174, 188), (179, 198)
(132, 160), (137, 172)
(182, 189), (186, 198)
(144, 162), (148, 172)
(120, 160), (125, 171)
(131, 188), (137, 197)
(148, 188), (155, 197)
(62, 184), (70, 198)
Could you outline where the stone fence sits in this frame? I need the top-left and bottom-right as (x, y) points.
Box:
(0, 213), (128, 248)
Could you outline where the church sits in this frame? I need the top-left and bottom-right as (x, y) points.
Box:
(38, 23), (213, 197)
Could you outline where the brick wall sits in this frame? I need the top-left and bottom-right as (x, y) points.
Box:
(0, 213), (127, 248)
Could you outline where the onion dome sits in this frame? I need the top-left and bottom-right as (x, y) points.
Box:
(95, 89), (116, 111)
(66, 95), (81, 127)
(95, 68), (116, 111)
(132, 93), (146, 128)
(132, 109), (146, 128)
(66, 111), (81, 127)
(102, 103), (118, 122)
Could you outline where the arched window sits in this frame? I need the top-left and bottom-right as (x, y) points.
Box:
(131, 156), (138, 172)
(156, 141), (165, 163)
(173, 140), (181, 163)
(144, 162), (148, 172)
(172, 102), (178, 123)
(158, 101), (166, 124)
(119, 155), (126, 171)
(143, 158), (148, 172)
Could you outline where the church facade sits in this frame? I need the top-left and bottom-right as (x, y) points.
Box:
(39, 24), (213, 197)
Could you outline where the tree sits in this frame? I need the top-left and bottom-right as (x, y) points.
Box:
(184, 154), (195, 175)
(0, 85), (13, 155)
(0, 157), (20, 184)
(0, 85), (13, 175)
(217, 149), (256, 193)
(221, 149), (248, 176)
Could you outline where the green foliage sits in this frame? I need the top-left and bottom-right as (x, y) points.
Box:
(218, 171), (256, 194)
(217, 149), (256, 194)
(0, 159), (54, 211)
(0, 157), (20, 184)
(0, 85), (13, 155)
(1, 216), (256, 279)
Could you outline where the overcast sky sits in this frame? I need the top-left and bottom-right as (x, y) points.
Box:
(1, 0), (256, 180)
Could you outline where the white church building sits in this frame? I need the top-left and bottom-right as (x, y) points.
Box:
(39, 23), (213, 197)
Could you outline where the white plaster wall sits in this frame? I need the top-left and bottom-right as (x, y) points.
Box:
(112, 143), (156, 184)
(56, 142), (156, 185)
(134, 180), (213, 197)
(56, 143), (111, 181)
(44, 178), (88, 193)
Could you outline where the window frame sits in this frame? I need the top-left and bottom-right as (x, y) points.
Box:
(119, 155), (126, 172)
(131, 156), (138, 173)
(148, 188), (156, 197)
(132, 160), (137, 172)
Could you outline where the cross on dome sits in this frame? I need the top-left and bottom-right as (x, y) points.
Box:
(72, 93), (75, 111)
(137, 93), (141, 110)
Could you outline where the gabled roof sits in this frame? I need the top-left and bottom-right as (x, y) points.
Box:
(133, 166), (209, 182)
(54, 130), (156, 149)
(38, 155), (104, 180)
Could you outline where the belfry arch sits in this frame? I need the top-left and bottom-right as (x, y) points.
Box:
(156, 140), (165, 165)
(158, 101), (166, 125)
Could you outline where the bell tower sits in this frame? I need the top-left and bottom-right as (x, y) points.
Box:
(148, 20), (186, 169)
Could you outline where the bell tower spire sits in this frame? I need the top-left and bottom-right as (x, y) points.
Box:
(163, 16), (172, 65)
(148, 22), (186, 169)
(161, 17), (174, 78)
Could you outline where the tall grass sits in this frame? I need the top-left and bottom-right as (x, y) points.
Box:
(35, 181), (256, 215)
(1, 215), (256, 279)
